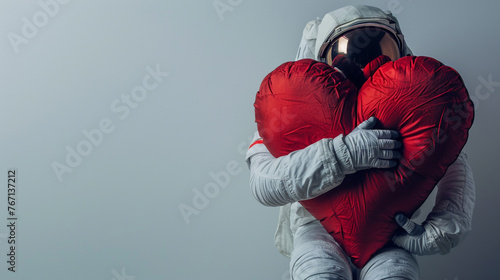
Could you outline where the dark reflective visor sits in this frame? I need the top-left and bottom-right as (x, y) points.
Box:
(325, 27), (401, 69)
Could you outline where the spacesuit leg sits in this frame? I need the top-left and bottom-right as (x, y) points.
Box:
(290, 220), (353, 280)
(359, 246), (419, 280)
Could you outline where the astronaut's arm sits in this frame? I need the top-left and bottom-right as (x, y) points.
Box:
(393, 152), (475, 255)
(245, 132), (354, 207)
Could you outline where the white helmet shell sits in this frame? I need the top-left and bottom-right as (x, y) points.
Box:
(315, 5), (412, 61)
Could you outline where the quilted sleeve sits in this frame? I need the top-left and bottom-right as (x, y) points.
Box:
(246, 134), (355, 207)
(427, 152), (475, 254)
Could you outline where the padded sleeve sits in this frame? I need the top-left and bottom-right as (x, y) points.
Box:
(246, 132), (354, 207)
(426, 152), (475, 254)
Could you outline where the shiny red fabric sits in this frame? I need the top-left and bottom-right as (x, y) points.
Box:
(255, 59), (357, 156)
(254, 57), (474, 268)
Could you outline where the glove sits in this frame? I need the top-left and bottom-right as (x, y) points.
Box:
(393, 212), (462, 256)
(393, 213), (438, 256)
(393, 153), (475, 256)
(343, 117), (402, 171)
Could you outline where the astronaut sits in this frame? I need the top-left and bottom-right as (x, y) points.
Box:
(246, 5), (475, 280)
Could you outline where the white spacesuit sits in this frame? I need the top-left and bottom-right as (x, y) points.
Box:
(246, 5), (475, 280)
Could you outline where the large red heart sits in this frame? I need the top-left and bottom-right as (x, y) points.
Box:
(254, 57), (474, 267)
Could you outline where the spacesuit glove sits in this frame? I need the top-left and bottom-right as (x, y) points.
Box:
(393, 152), (475, 256)
(343, 117), (402, 171)
(393, 214), (440, 255)
(393, 211), (467, 256)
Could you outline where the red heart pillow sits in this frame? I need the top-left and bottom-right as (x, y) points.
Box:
(255, 59), (357, 155)
(254, 57), (474, 267)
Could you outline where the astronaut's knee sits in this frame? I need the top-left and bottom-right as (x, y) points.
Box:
(290, 241), (352, 280)
(360, 247), (419, 280)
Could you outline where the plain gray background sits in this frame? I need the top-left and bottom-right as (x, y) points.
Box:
(0, 0), (498, 279)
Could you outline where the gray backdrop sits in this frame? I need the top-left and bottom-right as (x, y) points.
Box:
(0, 0), (498, 279)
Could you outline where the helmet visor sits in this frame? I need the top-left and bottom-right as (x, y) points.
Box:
(325, 27), (401, 69)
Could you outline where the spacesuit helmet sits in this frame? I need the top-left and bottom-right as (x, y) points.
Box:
(315, 5), (412, 69)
